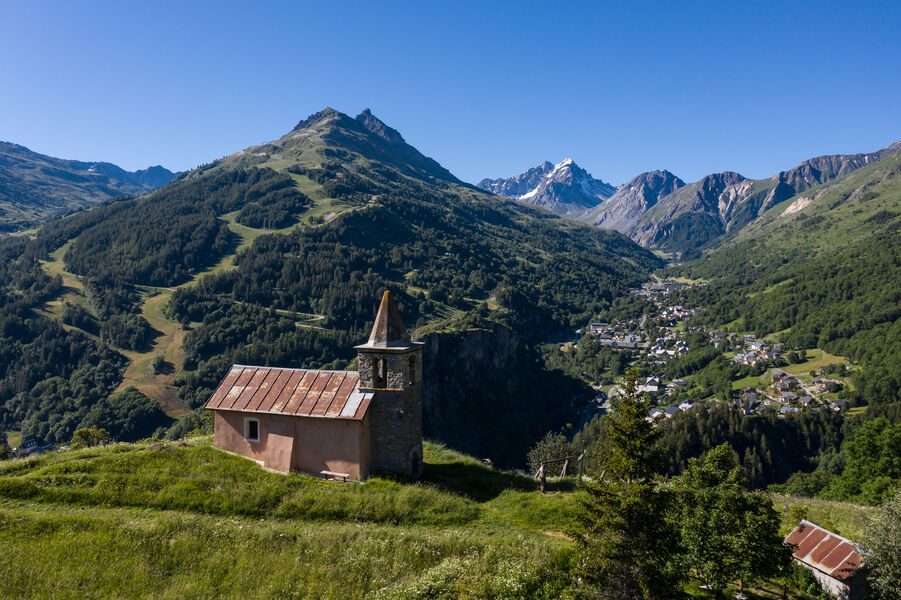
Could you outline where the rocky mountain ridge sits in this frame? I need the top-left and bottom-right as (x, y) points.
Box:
(629, 142), (901, 254)
(478, 158), (615, 217)
(0, 141), (177, 231)
(480, 141), (900, 255)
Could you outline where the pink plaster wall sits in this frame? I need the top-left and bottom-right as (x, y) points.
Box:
(213, 410), (371, 479)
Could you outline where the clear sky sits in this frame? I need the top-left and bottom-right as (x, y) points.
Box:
(2, 1), (899, 185)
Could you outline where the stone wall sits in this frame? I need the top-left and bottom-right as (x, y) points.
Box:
(358, 348), (423, 477)
(358, 351), (421, 390)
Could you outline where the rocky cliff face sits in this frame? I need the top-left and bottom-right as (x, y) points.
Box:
(478, 158), (615, 217)
(581, 169), (685, 234)
(593, 141), (901, 255)
(421, 323), (585, 467)
(629, 171), (747, 251)
(478, 161), (554, 197)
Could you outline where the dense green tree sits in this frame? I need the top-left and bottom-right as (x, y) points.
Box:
(656, 403), (843, 488)
(70, 426), (111, 449)
(672, 444), (790, 596)
(821, 418), (901, 504)
(573, 371), (681, 599)
(78, 387), (173, 442)
(863, 489), (901, 599)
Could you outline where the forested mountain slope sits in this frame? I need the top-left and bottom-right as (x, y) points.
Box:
(1, 108), (660, 464)
(0, 141), (176, 232)
(678, 151), (901, 407)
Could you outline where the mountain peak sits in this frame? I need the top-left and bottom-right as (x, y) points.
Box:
(581, 169), (685, 232)
(478, 157), (614, 217)
(256, 107), (461, 185)
(291, 107), (351, 132)
(356, 109), (406, 145)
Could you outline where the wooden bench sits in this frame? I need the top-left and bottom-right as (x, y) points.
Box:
(321, 470), (351, 482)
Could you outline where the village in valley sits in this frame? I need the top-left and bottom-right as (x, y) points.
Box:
(558, 279), (856, 426)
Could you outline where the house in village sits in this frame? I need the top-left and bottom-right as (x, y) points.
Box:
(785, 520), (866, 599)
(646, 408), (665, 423)
(205, 291), (424, 481)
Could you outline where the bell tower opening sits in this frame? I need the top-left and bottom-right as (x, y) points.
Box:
(373, 357), (386, 388)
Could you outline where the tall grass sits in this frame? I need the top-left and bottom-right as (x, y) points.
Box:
(0, 440), (478, 526)
(0, 502), (571, 599)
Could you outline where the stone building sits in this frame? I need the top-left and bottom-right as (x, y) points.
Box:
(205, 291), (423, 480)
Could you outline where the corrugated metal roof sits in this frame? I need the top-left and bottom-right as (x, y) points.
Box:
(205, 365), (373, 420)
(785, 520), (864, 581)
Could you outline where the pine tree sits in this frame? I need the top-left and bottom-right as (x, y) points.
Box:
(573, 370), (681, 599)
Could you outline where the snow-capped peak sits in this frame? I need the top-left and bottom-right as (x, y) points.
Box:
(477, 158), (615, 217)
(553, 157), (575, 172)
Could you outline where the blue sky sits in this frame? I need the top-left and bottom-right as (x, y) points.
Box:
(1, 1), (899, 185)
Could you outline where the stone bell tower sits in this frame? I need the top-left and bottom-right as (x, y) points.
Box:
(356, 291), (424, 478)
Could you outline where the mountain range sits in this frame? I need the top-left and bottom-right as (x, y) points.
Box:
(480, 142), (901, 256)
(478, 158), (615, 217)
(0, 141), (177, 231)
(3, 107), (659, 465)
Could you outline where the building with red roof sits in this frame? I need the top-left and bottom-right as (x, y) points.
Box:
(205, 291), (423, 480)
(785, 520), (867, 599)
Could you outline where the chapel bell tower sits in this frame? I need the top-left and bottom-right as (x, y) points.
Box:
(356, 291), (424, 477)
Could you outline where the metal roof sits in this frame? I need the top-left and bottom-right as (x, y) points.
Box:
(204, 365), (373, 420)
(785, 520), (864, 582)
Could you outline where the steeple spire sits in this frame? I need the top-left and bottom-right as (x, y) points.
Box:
(365, 291), (408, 346)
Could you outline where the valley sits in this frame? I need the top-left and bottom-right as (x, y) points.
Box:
(0, 107), (898, 600)
(3, 4), (900, 598)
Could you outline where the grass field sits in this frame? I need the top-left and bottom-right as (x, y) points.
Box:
(112, 289), (189, 417)
(0, 439), (858, 598)
(731, 349), (851, 390)
(0, 440), (574, 599)
(772, 494), (876, 541)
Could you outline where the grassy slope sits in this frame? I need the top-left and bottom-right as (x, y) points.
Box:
(738, 153), (899, 250)
(0, 441), (574, 599)
(772, 494), (877, 541)
(0, 439), (871, 598)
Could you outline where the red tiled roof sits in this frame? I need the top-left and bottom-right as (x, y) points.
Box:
(785, 520), (864, 581)
(205, 365), (373, 420)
